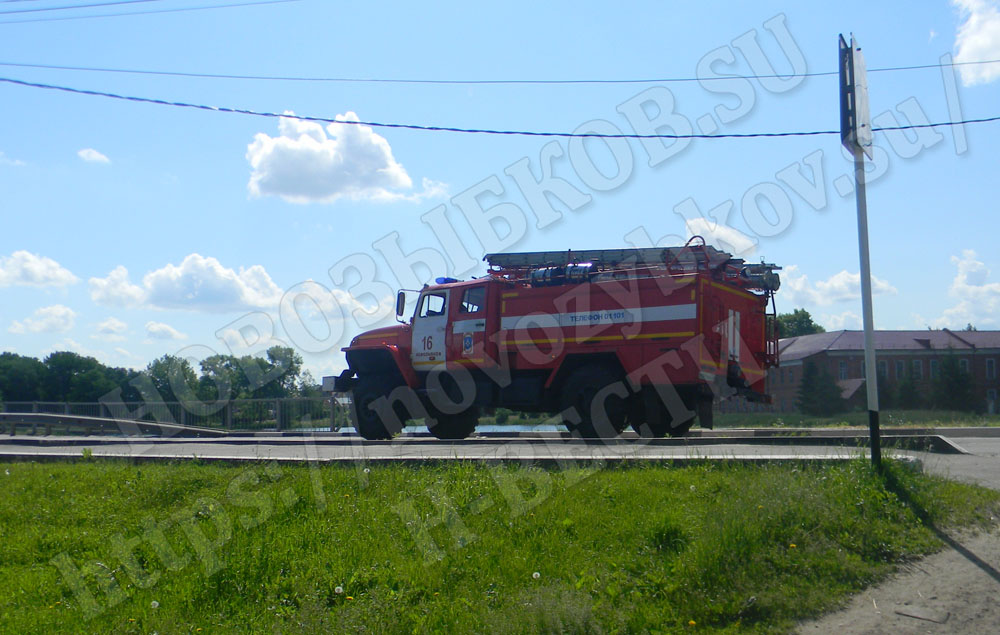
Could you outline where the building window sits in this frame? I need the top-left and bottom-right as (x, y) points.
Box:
(878, 360), (888, 378)
(912, 360), (923, 380)
(788, 368), (794, 383)
(987, 359), (996, 380)
(839, 360), (848, 380)
(930, 359), (939, 380)
(895, 360), (905, 380)
(960, 358), (969, 373)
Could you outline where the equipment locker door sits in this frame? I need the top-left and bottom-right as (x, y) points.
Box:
(411, 289), (449, 369)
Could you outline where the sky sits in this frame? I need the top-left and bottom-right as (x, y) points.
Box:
(1, 0), (999, 381)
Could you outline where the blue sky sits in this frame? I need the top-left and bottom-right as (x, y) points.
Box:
(2, 0), (999, 380)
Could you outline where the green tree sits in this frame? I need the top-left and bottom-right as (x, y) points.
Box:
(876, 378), (896, 410)
(146, 355), (199, 403)
(42, 352), (102, 401)
(777, 309), (826, 338)
(796, 361), (845, 416)
(932, 355), (978, 411)
(0, 352), (47, 401)
(68, 368), (118, 402)
(896, 374), (923, 409)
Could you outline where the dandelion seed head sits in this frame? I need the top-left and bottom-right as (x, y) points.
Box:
(150, 600), (160, 609)
(532, 571), (541, 580)
(334, 586), (343, 594)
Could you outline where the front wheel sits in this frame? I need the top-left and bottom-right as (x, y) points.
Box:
(350, 376), (404, 440)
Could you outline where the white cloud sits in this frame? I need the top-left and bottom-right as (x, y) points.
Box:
(92, 317), (128, 342)
(77, 148), (110, 164)
(143, 254), (283, 312)
(246, 111), (444, 204)
(0, 251), (78, 288)
(953, 0), (1000, 85)
(96, 317), (128, 334)
(145, 321), (187, 340)
(821, 311), (862, 330)
(922, 249), (1000, 328)
(89, 266), (146, 307)
(683, 217), (757, 257)
(89, 255), (283, 312)
(781, 265), (897, 307)
(0, 151), (25, 167)
(9, 304), (76, 334)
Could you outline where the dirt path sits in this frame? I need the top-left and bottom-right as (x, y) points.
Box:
(797, 528), (1000, 634)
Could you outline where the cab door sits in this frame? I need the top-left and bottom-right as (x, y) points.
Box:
(448, 283), (492, 367)
(411, 289), (449, 369)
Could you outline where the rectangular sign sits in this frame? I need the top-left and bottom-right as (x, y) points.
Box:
(839, 34), (873, 159)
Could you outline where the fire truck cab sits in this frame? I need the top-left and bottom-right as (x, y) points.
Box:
(332, 239), (780, 440)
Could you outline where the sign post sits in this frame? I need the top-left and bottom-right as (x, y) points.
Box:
(839, 34), (881, 470)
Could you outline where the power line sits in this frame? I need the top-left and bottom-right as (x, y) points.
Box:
(3, 75), (999, 140)
(0, 57), (998, 84)
(0, 0), (162, 15)
(0, 0), (299, 23)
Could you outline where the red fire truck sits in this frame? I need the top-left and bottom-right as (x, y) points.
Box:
(331, 238), (780, 440)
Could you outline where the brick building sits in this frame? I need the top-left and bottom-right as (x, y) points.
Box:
(769, 329), (1000, 413)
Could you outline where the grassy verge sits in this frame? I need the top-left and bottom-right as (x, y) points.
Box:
(1, 459), (997, 633)
(479, 409), (1000, 429)
(711, 409), (1000, 429)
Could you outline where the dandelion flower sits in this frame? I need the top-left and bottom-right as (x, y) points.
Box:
(689, 620), (696, 626)
(150, 600), (160, 609)
(532, 571), (541, 580)
(334, 586), (344, 595)
(346, 596), (355, 601)
(789, 543), (797, 549)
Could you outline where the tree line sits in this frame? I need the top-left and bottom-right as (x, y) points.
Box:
(0, 347), (320, 405)
(797, 355), (981, 416)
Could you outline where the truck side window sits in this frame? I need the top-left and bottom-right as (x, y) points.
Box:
(418, 293), (446, 318)
(459, 286), (485, 314)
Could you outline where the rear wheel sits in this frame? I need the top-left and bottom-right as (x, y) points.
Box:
(350, 375), (405, 440)
(630, 387), (697, 438)
(427, 407), (479, 440)
(560, 365), (629, 438)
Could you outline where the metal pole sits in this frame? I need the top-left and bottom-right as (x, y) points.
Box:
(853, 146), (881, 470)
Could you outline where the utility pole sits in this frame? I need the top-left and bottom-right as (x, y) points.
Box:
(839, 34), (881, 470)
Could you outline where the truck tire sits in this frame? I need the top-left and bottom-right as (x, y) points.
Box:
(350, 375), (403, 440)
(561, 365), (629, 438)
(631, 387), (696, 438)
(427, 407), (479, 440)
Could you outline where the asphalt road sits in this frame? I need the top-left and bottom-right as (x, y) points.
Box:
(1, 430), (998, 490)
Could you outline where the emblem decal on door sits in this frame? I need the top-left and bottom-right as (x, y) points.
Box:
(462, 334), (474, 355)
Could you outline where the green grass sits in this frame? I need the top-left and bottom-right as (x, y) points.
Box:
(0, 460), (997, 633)
(479, 409), (1000, 429)
(711, 409), (1000, 429)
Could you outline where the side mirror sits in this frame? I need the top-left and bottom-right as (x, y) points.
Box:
(395, 291), (406, 318)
